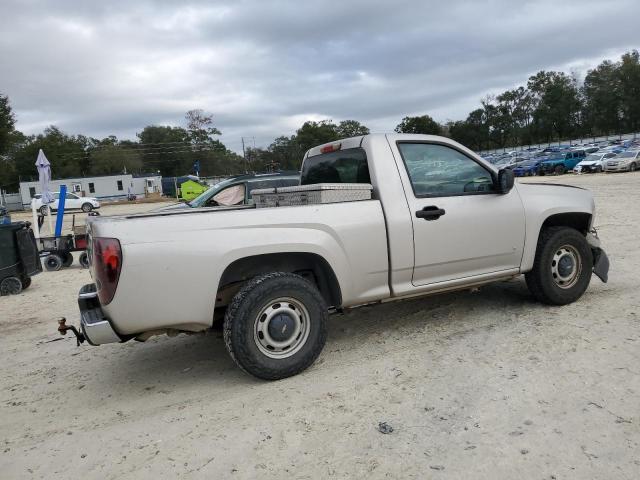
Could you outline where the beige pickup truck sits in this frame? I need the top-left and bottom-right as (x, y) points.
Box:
(64, 134), (609, 380)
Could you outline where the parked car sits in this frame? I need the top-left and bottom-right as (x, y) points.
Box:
(160, 172), (300, 210)
(512, 159), (545, 176)
(60, 134), (610, 380)
(32, 192), (100, 215)
(604, 150), (640, 172)
(540, 150), (586, 175)
(574, 152), (617, 173)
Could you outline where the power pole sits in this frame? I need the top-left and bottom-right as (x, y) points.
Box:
(241, 137), (248, 173)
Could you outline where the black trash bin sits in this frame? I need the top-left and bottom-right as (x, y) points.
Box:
(0, 222), (42, 295)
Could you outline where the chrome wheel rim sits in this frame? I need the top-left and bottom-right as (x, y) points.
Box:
(551, 244), (582, 289)
(253, 297), (310, 359)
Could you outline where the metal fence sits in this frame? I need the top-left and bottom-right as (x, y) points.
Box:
(479, 131), (640, 155)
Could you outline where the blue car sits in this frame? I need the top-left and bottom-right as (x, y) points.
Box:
(540, 150), (586, 175)
(512, 159), (544, 176)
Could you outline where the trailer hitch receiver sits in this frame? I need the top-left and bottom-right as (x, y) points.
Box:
(57, 317), (85, 346)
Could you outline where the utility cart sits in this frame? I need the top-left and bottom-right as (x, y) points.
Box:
(0, 221), (42, 295)
(38, 214), (93, 271)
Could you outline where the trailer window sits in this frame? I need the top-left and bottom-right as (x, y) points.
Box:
(301, 148), (370, 185)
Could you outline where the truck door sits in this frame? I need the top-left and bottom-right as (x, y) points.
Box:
(391, 140), (525, 286)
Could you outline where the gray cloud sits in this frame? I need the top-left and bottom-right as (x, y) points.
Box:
(1, 0), (638, 152)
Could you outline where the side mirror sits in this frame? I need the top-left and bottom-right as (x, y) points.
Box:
(497, 168), (515, 194)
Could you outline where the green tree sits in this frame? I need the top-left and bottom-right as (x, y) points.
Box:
(295, 120), (340, 152)
(0, 94), (16, 158)
(582, 60), (622, 136)
(394, 115), (442, 135)
(136, 125), (191, 176)
(12, 126), (90, 181)
(336, 120), (370, 138)
(528, 71), (581, 142)
(618, 50), (640, 133)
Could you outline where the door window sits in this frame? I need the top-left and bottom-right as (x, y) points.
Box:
(66, 193), (77, 200)
(397, 143), (494, 197)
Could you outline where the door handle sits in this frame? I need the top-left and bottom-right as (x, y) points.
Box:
(416, 206), (446, 220)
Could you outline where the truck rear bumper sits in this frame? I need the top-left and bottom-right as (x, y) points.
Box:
(78, 283), (122, 345)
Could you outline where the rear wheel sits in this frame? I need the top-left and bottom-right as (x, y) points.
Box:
(554, 165), (565, 175)
(0, 276), (23, 296)
(44, 254), (63, 272)
(79, 251), (90, 269)
(223, 272), (328, 380)
(62, 252), (73, 267)
(525, 227), (592, 305)
(81, 203), (93, 212)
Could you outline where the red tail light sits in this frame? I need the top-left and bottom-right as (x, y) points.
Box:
(92, 237), (122, 305)
(320, 142), (342, 154)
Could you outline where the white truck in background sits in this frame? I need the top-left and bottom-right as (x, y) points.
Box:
(61, 134), (609, 380)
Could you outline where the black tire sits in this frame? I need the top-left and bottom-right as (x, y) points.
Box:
(525, 227), (593, 306)
(630, 163), (637, 172)
(223, 272), (328, 380)
(81, 203), (93, 212)
(1, 276), (23, 296)
(20, 276), (32, 290)
(595, 165), (602, 173)
(44, 254), (63, 272)
(39, 205), (48, 215)
(554, 165), (565, 175)
(79, 252), (90, 269)
(62, 252), (73, 267)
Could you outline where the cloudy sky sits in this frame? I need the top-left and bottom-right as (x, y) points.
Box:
(1, 0), (638, 152)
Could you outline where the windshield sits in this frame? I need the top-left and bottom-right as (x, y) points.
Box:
(617, 151), (637, 158)
(583, 154), (602, 162)
(188, 180), (229, 207)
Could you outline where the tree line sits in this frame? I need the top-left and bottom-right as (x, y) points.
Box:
(1, 50), (638, 191)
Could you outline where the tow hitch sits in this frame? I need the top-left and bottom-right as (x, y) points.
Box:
(57, 317), (85, 346)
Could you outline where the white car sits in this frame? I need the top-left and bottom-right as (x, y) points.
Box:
(604, 150), (640, 172)
(33, 192), (100, 214)
(574, 152), (617, 173)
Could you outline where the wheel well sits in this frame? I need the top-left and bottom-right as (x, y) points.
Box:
(541, 212), (591, 235)
(216, 253), (342, 308)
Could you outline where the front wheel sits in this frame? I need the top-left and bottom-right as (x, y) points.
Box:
(630, 162), (637, 172)
(595, 166), (602, 173)
(525, 227), (593, 305)
(39, 205), (49, 215)
(81, 203), (93, 212)
(223, 272), (328, 380)
(554, 165), (565, 175)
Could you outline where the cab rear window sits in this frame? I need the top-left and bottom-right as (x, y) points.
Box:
(300, 148), (370, 185)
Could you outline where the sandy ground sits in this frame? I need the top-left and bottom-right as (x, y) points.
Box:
(1, 174), (638, 479)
